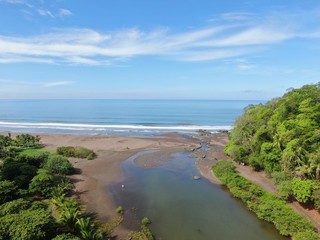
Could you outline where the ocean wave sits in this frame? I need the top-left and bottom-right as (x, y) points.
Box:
(0, 121), (233, 133)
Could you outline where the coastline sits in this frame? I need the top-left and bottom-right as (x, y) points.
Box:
(34, 132), (200, 238)
(3, 131), (319, 237)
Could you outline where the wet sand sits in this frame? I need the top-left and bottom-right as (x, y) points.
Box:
(36, 133), (199, 238)
(5, 131), (319, 236)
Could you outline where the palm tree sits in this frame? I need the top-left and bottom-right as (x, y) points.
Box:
(76, 217), (102, 240)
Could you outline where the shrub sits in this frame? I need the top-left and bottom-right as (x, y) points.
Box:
(42, 155), (73, 175)
(0, 208), (55, 240)
(0, 180), (18, 204)
(292, 230), (320, 240)
(1, 160), (38, 189)
(57, 146), (96, 160)
(212, 160), (236, 182)
(116, 206), (124, 214)
(15, 134), (41, 148)
(292, 178), (315, 203)
(17, 151), (49, 168)
(29, 169), (55, 197)
(52, 233), (80, 240)
(141, 217), (151, 226)
(212, 160), (317, 238)
(57, 146), (76, 158)
(0, 198), (31, 216)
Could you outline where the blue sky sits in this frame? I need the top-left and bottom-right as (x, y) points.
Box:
(0, 0), (319, 100)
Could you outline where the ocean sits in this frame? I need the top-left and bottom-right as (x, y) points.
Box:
(0, 99), (264, 135)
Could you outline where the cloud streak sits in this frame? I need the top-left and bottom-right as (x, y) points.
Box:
(44, 81), (74, 87)
(0, 12), (318, 65)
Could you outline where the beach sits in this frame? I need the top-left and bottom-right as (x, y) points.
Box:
(37, 132), (200, 237)
(7, 130), (318, 238)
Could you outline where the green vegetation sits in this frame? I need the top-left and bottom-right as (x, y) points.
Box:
(212, 160), (319, 238)
(0, 134), (105, 239)
(128, 217), (153, 240)
(57, 146), (97, 160)
(115, 206), (124, 214)
(225, 83), (320, 208)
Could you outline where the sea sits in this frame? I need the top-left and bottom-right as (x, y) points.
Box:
(0, 99), (264, 135)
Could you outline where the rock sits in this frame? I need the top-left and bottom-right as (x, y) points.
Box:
(193, 176), (201, 180)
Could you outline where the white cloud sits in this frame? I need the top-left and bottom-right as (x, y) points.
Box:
(44, 81), (74, 87)
(237, 64), (257, 70)
(0, 11), (318, 65)
(38, 9), (54, 18)
(59, 8), (72, 17)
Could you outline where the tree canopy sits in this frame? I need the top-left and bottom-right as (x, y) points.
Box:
(225, 83), (320, 207)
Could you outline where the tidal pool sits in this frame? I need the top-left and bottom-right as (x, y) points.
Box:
(111, 151), (287, 240)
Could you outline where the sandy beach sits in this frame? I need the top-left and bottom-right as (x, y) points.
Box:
(6, 131), (319, 237)
(36, 133), (200, 238)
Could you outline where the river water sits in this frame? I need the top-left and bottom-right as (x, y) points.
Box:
(111, 150), (287, 240)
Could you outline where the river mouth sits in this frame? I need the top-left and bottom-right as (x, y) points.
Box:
(110, 150), (288, 240)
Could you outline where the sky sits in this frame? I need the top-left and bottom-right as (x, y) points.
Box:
(0, 0), (319, 100)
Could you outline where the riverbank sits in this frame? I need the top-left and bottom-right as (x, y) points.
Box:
(8, 131), (319, 238)
(36, 133), (199, 238)
(196, 132), (320, 232)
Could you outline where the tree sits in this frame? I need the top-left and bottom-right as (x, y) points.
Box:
(15, 134), (41, 148)
(0, 180), (18, 204)
(42, 155), (73, 175)
(291, 178), (315, 203)
(0, 208), (55, 240)
(29, 169), (55, 197)
(1, 160), (38, 189)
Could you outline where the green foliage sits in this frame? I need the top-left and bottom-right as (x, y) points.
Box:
(141, 217), (151, 226)
(29, 169), (55, 197)
(76, 217), (102, 240)
(0, 180), (18, 204)
(292, 230), (320, 240)
(278, 180), (293, 199)
(15, 134), (41, 148)
(226, 83), (320, 208)
(1, 160), (37, 188)
(0, 134), (104, 240)
(42, 155), (73, 175)
(291, 178), (316, 203)
(0, 199), (31, 216)
(16, 151), (49, 167)
(116, 206), (124, 214)
(211, 160), (235, 182)
(0, 208), (55, 240)
(57, 146), (96, 160)
(212, 160), (317, 238)
(128, 221), (154, 240)
(52, 233), (81, 240)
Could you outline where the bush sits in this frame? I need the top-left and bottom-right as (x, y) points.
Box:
(52, 233), (80, 240)
(17, 151), (49, 168)
(292, 178), (315, 203)
(15, 134), (41, 148)
(57, 146), (76, 158)
(292, 230), (320, 240)
(0, 180), (18, 204)
(116, 206), (124, 214)
(141, 217), (151, 226)
(0, 198), (31, 216)
(57, 146), (96, 160)
(211, 160), (236, 182)
(42, 155), (73, 175)
(29, 169), (55, 197)
(0, 208), (55, 240)
(212, 160), (317, 238)
(1, 160), (38, 189)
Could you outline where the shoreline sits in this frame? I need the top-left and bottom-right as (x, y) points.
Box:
(33, 132), (200, 238)
(3, 131), (319, 237)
